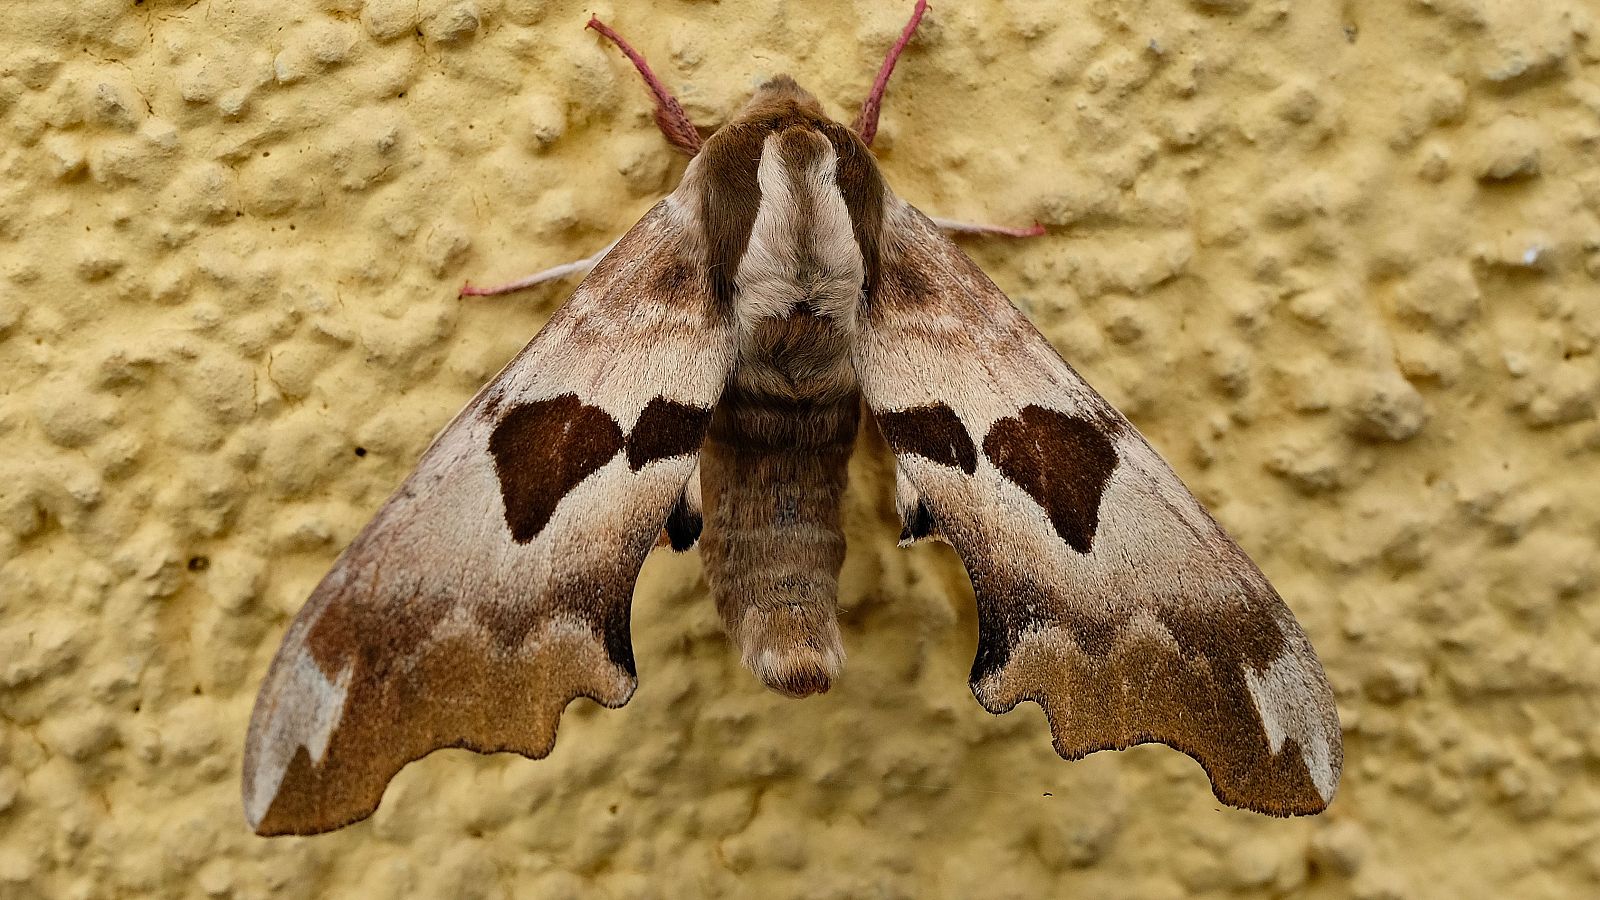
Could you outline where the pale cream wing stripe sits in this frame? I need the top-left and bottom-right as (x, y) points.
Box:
(243, 198), (733, 836)
(855, 203), (1342, 815)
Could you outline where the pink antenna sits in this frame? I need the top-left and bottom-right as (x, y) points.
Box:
(588, 16), (703, 155)
(853, 0), (929, 145)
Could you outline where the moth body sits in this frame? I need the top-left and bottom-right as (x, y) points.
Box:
(243, 17), (1344, 836)
(692, 79), (877, 697)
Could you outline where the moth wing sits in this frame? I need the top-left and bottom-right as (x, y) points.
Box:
(857, 205), (1342, 815)
(243, 199), (731, 835)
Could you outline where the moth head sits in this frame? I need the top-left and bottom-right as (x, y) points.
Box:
(697, 74), (878, 156)
(729, 75), (829, 126)
(684, 75), (889, 307)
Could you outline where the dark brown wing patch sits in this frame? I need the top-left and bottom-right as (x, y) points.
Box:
(876, 404), (977, 474)
(968, 564), (1290, 680)
(627, 397), (714, 470)
(304, 570), (451, 681)
(967, 568), (1136, 682)
(653, 258), (697, 296)
(1156, 599), (1287, 674)
(489, 394), (625, 543)
(982, 405), (1119, 554)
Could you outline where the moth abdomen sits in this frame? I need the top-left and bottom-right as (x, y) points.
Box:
(699, 391), (860, 697)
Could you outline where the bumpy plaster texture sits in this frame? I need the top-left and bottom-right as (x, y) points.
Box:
(3, 1), (1599, 897)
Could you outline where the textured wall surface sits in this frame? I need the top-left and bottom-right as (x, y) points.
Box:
(2, 0), (1599, 897)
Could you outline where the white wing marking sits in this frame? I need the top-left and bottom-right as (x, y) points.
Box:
(1244, 654), (1338, 803)
(245, 651), (353, 829)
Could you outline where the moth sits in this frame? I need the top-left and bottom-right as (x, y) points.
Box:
(243, 3), (1342, 836)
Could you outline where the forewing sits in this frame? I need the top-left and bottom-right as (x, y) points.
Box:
(856, 205), (1342, 815)
(243, 199), (731, 835)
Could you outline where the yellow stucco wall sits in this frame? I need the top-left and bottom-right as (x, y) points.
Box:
(3, 0), (1599, 896)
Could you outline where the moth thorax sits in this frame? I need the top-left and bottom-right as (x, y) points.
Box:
(735, 127), (865, 334)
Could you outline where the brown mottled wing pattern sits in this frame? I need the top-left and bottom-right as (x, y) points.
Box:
(857, 205), (1342, 815)
(243, 199), (731, 835)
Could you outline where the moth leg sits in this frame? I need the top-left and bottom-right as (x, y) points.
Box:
(852, 0), (929, 145)
(587, 16), (703, 156)
(459, 238), (621, 298)
(895, 462), (942, 546)
(931, 217), (1047, 239)
(658, 462), (704, 551)
(699, 401), (858, 698)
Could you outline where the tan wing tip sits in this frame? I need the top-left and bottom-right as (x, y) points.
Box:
(1049, 730), (1342, 817)
(244, 728), (567, 837)
(246, 749), (389, 837)
(971, 667), (1343, 817)
(243, 675), (638, 837)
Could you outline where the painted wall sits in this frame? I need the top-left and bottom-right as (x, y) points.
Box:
(2, 0), (1598, 897)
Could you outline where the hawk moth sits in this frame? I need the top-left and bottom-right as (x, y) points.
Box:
(243, 2), (1342, 836)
